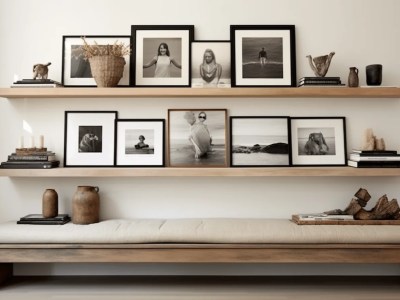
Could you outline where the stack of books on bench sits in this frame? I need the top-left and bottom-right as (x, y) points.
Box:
(17, 214), (70, 225)
(11, 79), (63, 88)
(348, 150), (400, 168)
(1, 147), (60, 169)
(298, 77), (345, 87)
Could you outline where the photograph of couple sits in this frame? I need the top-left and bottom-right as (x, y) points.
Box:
(168, 109), (227, 167)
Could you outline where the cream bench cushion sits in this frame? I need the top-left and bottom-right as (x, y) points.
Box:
(0, 219), (399, 244)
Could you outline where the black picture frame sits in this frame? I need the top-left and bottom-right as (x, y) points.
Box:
(61, 35), (131, 87)
(290, 117), (347, 167)
(168, 109), (228, 168)
(230, 116), (292, 167)
(230, 25), (296, 87)
(191, 40), (231, 88)
(64, 111), (118, 167)
(115, 119), (165, 167)
(130, 25), (195, 87)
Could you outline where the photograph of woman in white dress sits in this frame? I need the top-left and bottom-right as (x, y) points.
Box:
(143, 40), (182, 78)
(168, 109), (227, 167)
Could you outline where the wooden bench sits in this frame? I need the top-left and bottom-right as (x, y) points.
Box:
(1, 243), (400, 284)
(2, 219), (400, 284)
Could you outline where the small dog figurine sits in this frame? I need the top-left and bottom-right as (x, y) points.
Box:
(33, 62), (51, 79)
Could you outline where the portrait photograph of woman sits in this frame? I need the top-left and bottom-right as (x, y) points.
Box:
(168, 109), (228, 167)
(191, 41), (231, 88)
(131, 25), (194, 87)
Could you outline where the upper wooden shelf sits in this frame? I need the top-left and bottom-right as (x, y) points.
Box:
(0, 87), (399, 99)
(1, 167), (400, 177)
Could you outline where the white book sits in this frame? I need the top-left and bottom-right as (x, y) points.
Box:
(349, 154), (400, 161)
(296, 213), (354, 220)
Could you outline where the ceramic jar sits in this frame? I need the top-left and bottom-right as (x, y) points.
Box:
(42, 189), (58, 218)
(348, 67), (359, 87)
(366, 64), (382, 86)
(72, 186), (100, 225)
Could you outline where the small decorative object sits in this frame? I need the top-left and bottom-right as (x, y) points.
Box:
(131, 25), (194, 87)
(361, 128), (386, 151)
(33, 62), (51, 79)
(116, 119), (165, 167)
(306, 52), (335, 77)
(168, 109), (228, 167)
(42, 189), (58, 218)
(230, 25), (296, 87)
(230, 116), (291, 167)
(325, 188), (400, 220)
(191, 41), (231, 88)
(366, 64), (382, 86)
(64, 111), (117, 167)
(62, 36), (131, 87)
(290, 117), (347, 166)
(348, 67), (359, 87)
(72, 186), (100, 225)
(81, 37), (131, 87)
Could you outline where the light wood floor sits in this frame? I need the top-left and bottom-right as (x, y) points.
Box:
(1, 276), (400, 300)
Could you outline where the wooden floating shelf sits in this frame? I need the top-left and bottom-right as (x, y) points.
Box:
(0, 87), (399, 99)
(1, 167), (400, 177)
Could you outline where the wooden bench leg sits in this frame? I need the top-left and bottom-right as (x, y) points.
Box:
(0, 264), (12, 286)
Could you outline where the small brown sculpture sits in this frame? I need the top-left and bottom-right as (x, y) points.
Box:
(325, 188), (400, 220)
(33, 62), (51, 79)
(306, 52), (335, 77)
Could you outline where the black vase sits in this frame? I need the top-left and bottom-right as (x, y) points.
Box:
(366, 64), (382, 86)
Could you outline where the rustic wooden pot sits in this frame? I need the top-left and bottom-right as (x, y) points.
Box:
(72, 186), (100, 225)
(42, 189), (58, 218)
(348, 67), (359, 87)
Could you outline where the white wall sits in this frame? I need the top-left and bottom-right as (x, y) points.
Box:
(1, 0), (400, 276)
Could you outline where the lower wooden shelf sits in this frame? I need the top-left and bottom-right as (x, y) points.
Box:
(0, 167), (400, 177)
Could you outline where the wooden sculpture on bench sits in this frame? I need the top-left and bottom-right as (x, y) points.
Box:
(325, 188), (400, 220)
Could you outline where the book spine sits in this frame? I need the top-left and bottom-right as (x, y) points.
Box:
(349, 155), (400, 161)
(8, 155), (52, 161)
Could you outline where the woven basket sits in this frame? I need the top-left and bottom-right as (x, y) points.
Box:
(89, 56), (126, 87)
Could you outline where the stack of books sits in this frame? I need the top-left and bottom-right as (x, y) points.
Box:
(348, 150), (400, 168)
(298, 77), (345, 87)
(294, 213), (354, 221)
(11, 79), (63, 88)
(17, 214), (70, 225)
(1, 148), (60, 169)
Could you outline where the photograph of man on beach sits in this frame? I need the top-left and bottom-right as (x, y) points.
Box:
(242, 37), (283, 79)
(168, 109), (227, 167)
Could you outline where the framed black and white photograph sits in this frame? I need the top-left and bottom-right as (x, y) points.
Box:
(290, 117), (347, 166)
(230, 25), (296, 87)
(230, 117), (291, 167)
(62, 35), (131, 87)
(168, 109), (228, 167)
(115, 119), (165, 167)
(191, 41), (231, 88)
(64, 111), (117, 167)
(131, 25), (194, 87)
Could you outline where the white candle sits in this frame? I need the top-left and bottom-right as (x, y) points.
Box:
(39, 135), (44, 148)
(20, 136), (24, 148)
(31, 136), (35, 148)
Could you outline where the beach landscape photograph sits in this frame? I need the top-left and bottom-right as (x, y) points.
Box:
(231, 117), (290, 166)
(168, 110), (227, 167)
(242, 37), (283, 79)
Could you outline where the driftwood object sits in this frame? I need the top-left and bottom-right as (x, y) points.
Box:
(306, 52), (335, 77)
(325, 188), (400, 220)
(362, 128), (386, 151)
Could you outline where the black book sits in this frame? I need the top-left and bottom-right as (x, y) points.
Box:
(348, 160), (400, 168)
(352, 149), (398, 155)
(299, 77), (341, 81)
(14, 79), (62, 85)
(0, 161), (60, 169)
(8, 154), (57, 162)
(20, 214), (70, 221)
(17, 214), (71, 225)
